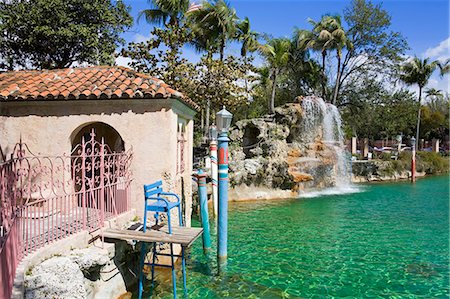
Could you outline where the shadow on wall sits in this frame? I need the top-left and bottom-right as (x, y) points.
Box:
(0, 99), (173, 117)
(70, 122), (125, 153)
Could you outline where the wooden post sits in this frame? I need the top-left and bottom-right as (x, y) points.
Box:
(362, 138), (369, 159)
(432, 139), (439, 153)
(351, 137), (357, 155)
(197, 169), (211, 254)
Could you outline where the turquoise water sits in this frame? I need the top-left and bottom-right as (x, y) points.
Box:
(149, 176), (449, 298)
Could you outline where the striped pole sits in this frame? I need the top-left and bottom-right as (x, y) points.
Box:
(197, 169), (211, 253)
(210, 140), (218, 218)
(217, 132), (229, 271)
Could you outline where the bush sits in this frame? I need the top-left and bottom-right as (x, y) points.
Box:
(417, 152), (450, 174)
(375, 152), (393, 161)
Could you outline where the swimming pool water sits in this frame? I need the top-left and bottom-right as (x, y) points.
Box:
(145, 175), (449, 298)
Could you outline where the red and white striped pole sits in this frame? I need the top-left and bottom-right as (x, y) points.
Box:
(209, 124), (219, 218)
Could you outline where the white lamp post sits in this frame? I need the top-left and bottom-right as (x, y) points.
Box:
(216, 106), (232, 271)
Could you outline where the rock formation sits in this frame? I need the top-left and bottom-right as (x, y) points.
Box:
(228, 96), (350, 200)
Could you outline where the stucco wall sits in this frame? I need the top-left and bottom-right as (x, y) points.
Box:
(0, 99), (195, 224)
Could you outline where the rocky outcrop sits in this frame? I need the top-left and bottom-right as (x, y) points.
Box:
(24, 243), (139, 299)
(25, 256), (87, 299)
(229, 96), (345, 200)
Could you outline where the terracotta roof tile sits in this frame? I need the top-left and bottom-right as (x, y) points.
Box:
(0, 66), (199, 111)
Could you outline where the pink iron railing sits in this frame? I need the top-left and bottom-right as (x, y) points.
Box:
(0, 131), (132, 298)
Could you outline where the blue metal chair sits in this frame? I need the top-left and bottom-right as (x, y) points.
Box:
(138, 180), (186, 299)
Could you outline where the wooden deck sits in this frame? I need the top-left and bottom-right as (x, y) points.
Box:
(102, 226), (203, 247)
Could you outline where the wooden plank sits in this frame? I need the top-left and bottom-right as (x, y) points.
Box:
(102, 227), (203, 247)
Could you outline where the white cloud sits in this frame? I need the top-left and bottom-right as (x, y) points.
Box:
(424, 37), (450, 62)
(427, 74), (450, 94)
(133, 33), (152, 43)
(115, 55), (132, 67)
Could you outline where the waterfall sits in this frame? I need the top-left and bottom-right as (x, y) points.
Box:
(298, 96), (356, 196)
(323, 103), (351, 188)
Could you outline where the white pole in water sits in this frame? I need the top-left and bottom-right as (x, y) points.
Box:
(209, 124), (219, 218)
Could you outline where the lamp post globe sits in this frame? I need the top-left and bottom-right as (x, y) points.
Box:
(216, 106), (233, 133)
(209, 124), (218, 142)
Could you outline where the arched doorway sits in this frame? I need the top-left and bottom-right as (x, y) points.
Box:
(70, 122), (125, 153)
(69, 122), (130, 221)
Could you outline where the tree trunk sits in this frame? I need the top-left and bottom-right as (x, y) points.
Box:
(220, 38), (225, 61)
(332, 52), (341, 106)
(415, 86), (422, 147)
(205, 99), (210, 138)
(321, 51), (327, 101)
(270, 70), (277, 114)
(201, 108), (204, 133)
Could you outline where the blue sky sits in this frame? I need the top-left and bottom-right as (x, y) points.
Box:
(119, 0), (450, 93)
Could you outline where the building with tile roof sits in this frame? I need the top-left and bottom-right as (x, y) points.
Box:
(0, 66), (197, 221)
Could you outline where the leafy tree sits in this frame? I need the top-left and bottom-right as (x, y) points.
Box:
(337, 0), (408, 103)
(400, 57), (438, 142)
(340, 76), (417, 139)
(0, 0), (132, 70)
(421, 90), (449, 140)
(121, 25), (194, 92)
(259, 38), (291, 114)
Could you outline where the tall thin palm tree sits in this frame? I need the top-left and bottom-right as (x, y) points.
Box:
(236, 17), (258, 58)
(400, 57), (438, 142)
(188, 0), (237, 61)
(259, 37), (291, 114)
(138, 0), (190, 27)
(321, 16), (352, 105)
(295, 15), (345, 102)
(236, 17), (258, 101)
(295, 28), (326, 99)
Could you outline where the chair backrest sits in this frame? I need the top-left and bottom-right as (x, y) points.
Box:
(144, 180), (163, 200)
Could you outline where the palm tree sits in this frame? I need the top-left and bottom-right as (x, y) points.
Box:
(138, 0), (190, 27)
(295, 28), (326, 99)
(425, 88), (444, 112)
(236, 17), (258, 101)
(400, 57), (438, 142)
(438, 58), (450, 77)
(188, 0), (237, 61)
(236, 17), (258, 58)
(259, 38), (291, 114)
(295, 15), (346, 102)
(323, 16), (352, 105)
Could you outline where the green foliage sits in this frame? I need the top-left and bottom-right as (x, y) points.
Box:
(258, 37), (292, 113)
(341, 0), (408, 84)
(138, 0), (190, 27)
(417, 152), (450, 174)
(121, 23), (255, 123)
(187, 0), (238, 61)
(236, 17), (259, 57)
(0, 0), (133, 70)
(121, 25), (194, 92)
(400, 57), (438, 90)
(340, 76), (417, 139)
